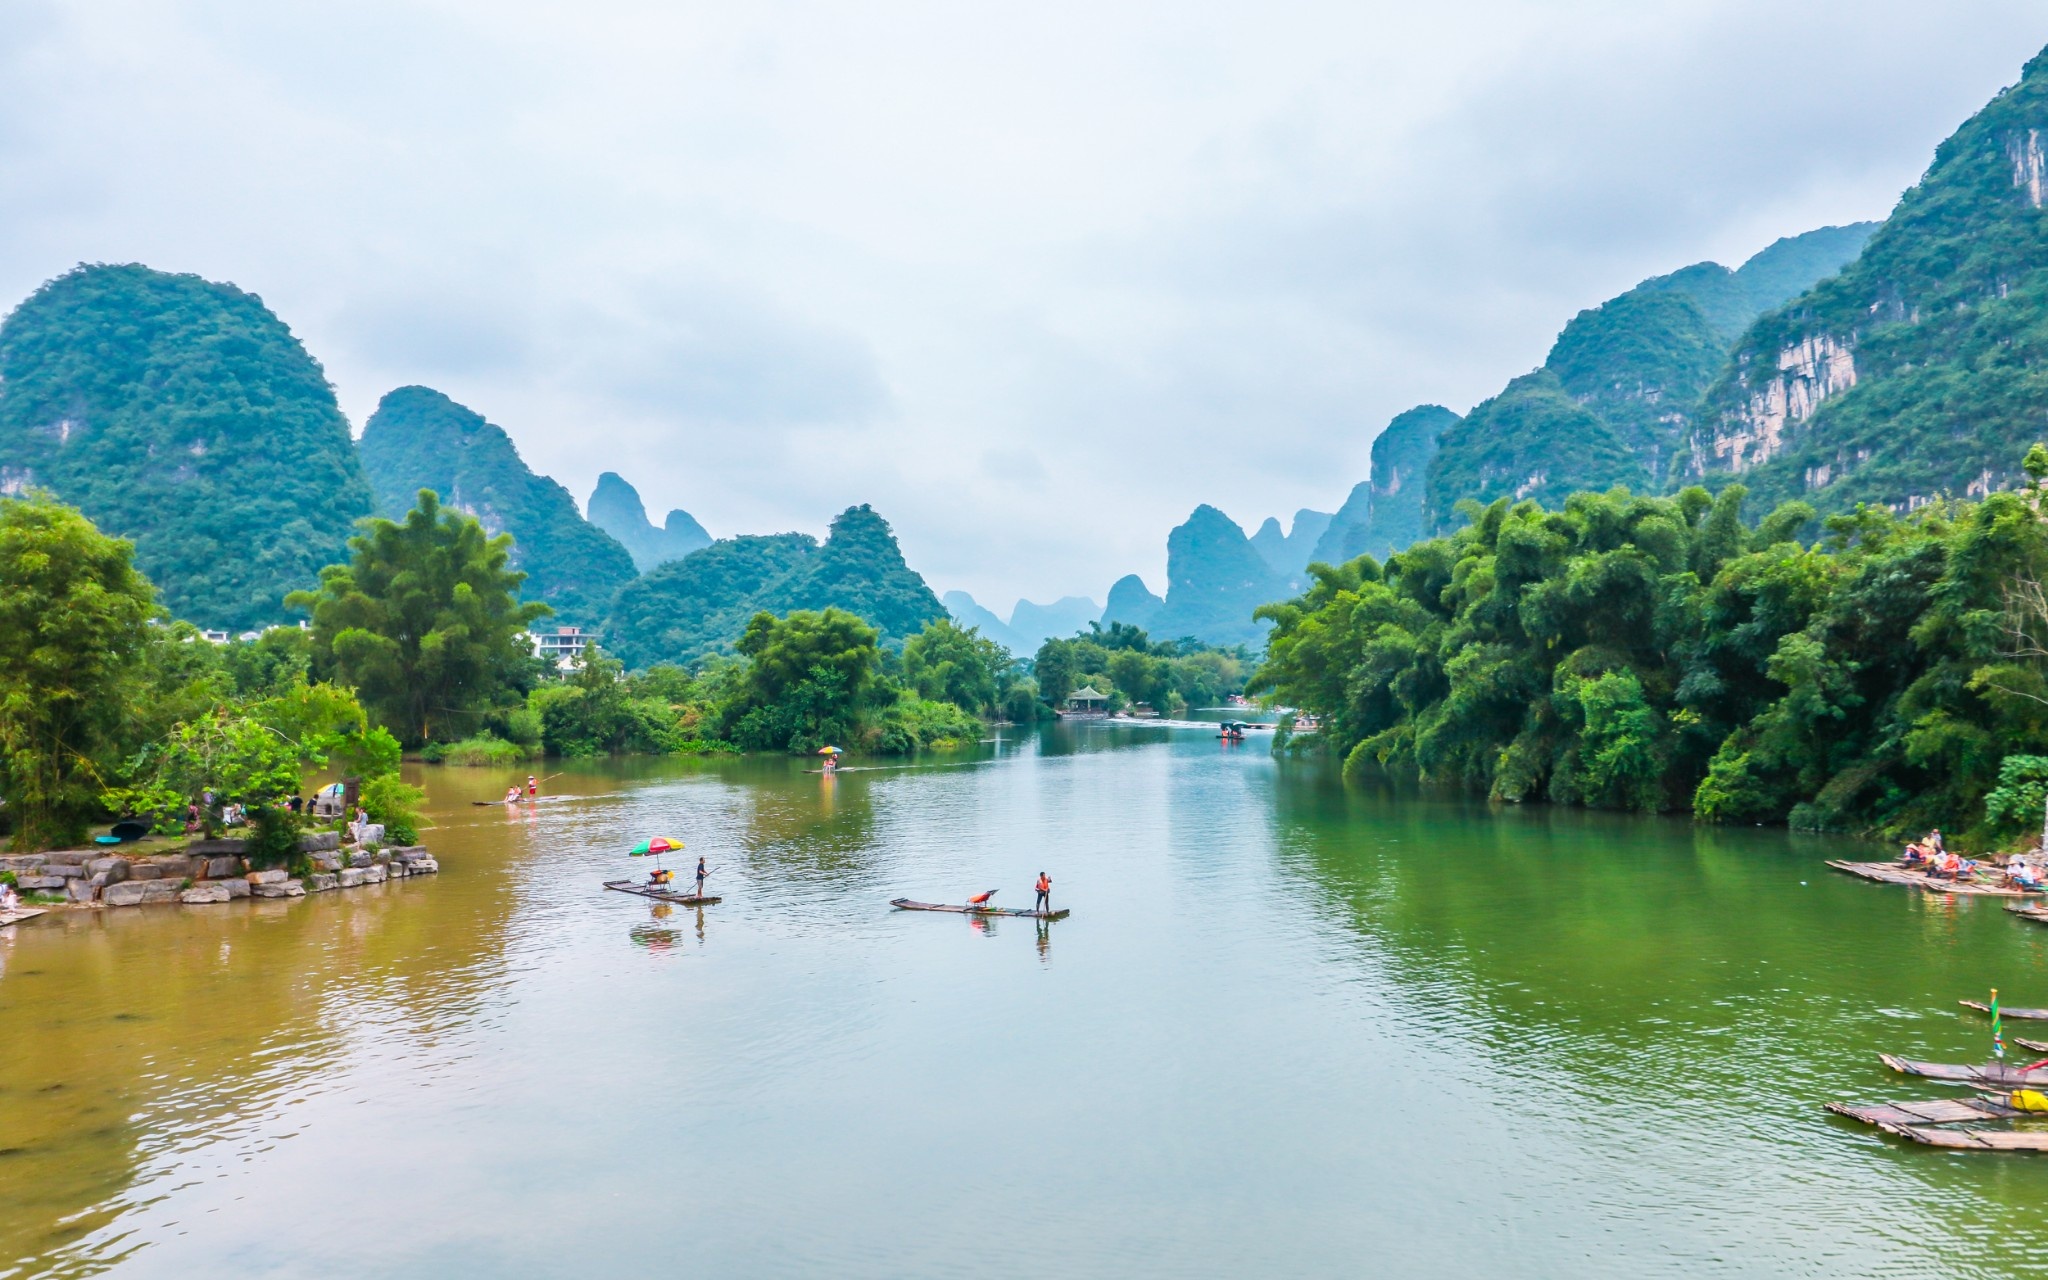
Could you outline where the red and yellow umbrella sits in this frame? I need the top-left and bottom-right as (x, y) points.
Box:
(629, 837), (685, 856)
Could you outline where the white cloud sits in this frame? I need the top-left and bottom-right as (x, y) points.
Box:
(1, 0), (2044, 607)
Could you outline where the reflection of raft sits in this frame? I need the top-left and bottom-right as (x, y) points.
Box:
(1962, 999), (2048, 1020)
(890, 897), (1069, 921)
(0, 908), (46, 927)
(604, 879), (720, 906)
(1824, 860), (2038, 896)
(1879, 1054), (2048, 1087)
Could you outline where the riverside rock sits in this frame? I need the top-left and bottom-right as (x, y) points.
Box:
(297, 832), (340, 853)
(43, 850), (90, 866)
(44, 863), (86, 879)
(224, 879), (250, 900)
(308, 873), (338, 892)
(180, 883), (232, 905)
(252, 879), (305, 899)
(104, 880), (180, 907)
(338, 868), (367, 888)
(66, 880), (98, 903)
(87, 857), (130, 881)
(16, 875), (65, 891)
(129, 864), (162, 881)
(246, 869), (289, 886)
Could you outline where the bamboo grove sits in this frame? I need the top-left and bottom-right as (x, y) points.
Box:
(1252, 448), (2048, 846)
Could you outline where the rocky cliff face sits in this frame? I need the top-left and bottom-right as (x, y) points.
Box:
(1684, 45), (2048, 512)
(1249, 509), (1333, 583)
(1424, 224), (1875, 533)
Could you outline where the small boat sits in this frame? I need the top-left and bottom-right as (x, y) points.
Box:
(1879, 1053), (2048, 1087)
(2009, 903), (2048, 924)
(890, 897), (1070, 921)
(2017, 1038), (2048, 1055)
(604, 879), (720, 906)
(1961, 999), (2048, 1020)
(0, 908), (46, 927)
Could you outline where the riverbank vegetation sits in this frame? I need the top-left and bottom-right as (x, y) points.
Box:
(1033, 623), (1251, 715)
(1253, 449), (2048, 848)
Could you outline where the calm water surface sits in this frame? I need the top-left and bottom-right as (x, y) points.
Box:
(5, 723), (2048, 1277)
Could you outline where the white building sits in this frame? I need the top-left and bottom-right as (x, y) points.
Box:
(531, 626), (590, 671)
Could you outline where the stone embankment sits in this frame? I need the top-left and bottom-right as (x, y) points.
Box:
(1, 832), (439, 909)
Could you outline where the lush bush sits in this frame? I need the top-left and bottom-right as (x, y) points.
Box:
(869, 696), (980, 754)
(426, 734), (536, 766)
(246, 804), (302, 870)
(360, 775), (425, 845)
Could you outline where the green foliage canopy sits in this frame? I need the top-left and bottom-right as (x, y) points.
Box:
(1256, 456), (2048, 846)
(0, 493), (159, 850)
(289, 489), (549, 746)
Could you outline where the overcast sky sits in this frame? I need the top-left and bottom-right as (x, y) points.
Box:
(3, 2), (2045, 614)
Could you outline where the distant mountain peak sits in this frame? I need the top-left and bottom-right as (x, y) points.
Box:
(588, 471), (711, 572)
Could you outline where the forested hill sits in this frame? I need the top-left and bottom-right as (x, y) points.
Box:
(0, 263), (374, 628)
(356, 387), (636, 625)
(586, 471), (711, 572)
(604, 504), (946, 667)
(1687, 44), (2048, 513)
(1422, 223), (1876, 534)
(1148, 505), (1288, 648)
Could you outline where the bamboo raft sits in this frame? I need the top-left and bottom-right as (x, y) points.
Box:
(0, 908), (46, 927)
(1826, 1095), (2048, 1151)
(1962, 999), (2048, 1020)
(2008, 903), (2048, 925)
(1880, 1054), (2048, 1087)
(890, 898), (1070, 921)
(1824, 860), (2038, 897)
(603, 879), (720, 906)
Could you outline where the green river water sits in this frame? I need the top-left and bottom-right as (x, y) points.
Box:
(4, 719), (2048, 1277)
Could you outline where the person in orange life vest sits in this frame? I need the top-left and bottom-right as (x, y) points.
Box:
(1034, 872), (1051, 914)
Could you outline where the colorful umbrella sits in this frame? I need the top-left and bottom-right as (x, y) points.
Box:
(817, 746), (842, 756)
(630, 837), (685, 856)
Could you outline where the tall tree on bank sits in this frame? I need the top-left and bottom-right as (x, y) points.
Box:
(0, 494), (158, 850)
(289, 490), (549, 746)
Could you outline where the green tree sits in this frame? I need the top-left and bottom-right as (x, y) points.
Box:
(721, 608), (883, 752)
(902, 618), (1010, 715)
(0, 494), (158, 850)
(289, 489), (549, 745)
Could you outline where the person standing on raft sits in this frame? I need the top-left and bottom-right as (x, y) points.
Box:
(694, 856), (709, 898)
(527, 775), (538, 798)
(1035, 872), (1051, 914)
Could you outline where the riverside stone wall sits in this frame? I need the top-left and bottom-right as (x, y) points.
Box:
(0, 834), (439, 909)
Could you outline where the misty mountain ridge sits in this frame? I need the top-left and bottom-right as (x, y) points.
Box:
(587, 471), (711, 573)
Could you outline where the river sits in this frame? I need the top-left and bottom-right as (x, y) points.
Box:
(3, 721), (2047, 1278)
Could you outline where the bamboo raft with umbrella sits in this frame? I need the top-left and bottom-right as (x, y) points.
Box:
(1824, 860), (2039, 896)
(604, 880), (721, 906)
(891, 898), (1070, 921)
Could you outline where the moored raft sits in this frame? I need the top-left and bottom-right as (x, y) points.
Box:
(0, 907), (46, 927)
(1827, 1095), (2048, 1151)
(1962, 999), (2048, 1020)
(2008, 903), (2048, 925)
(1879, 1054), (2048, 1087)
(891, 898), (1070, 921)
(604, 879), (720, 906)
(1824, 860), (2037, 896)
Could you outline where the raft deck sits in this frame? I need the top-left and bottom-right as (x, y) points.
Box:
(0, 908), (46, 927)
(1962, 999), (2048, 1020)
(1880, 1053), (2048, 1087)
(1826, 1095), (2048, 1151)
(2008, 903), (2048, 925)
(891, 898), (1070, 921)
(1824, 860), (2037, 897)
(604, 879), (720, 906)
